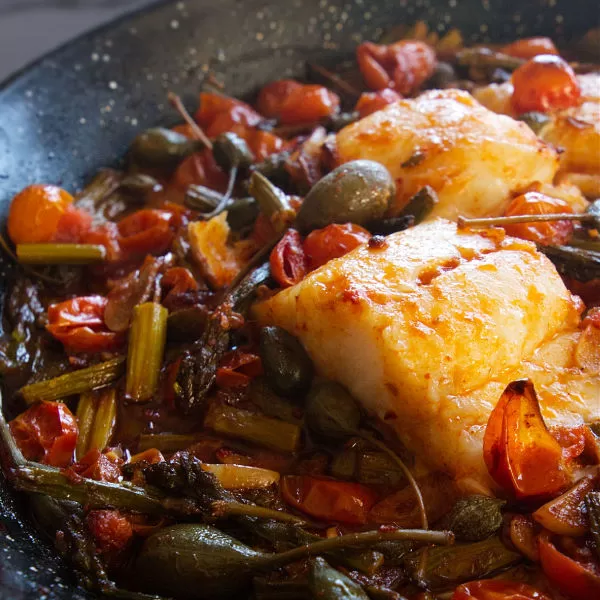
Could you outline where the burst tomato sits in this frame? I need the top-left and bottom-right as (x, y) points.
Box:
(86, 509), (134, 556)
(215, 349), (263, 388)
(270, 228), (307, 287)
(304, 223), (371, 270)
(452, 580), (551, 600)
(501, 37), (559, 59)
(511, 55), (581, 114)
(195, 92), (262, 138)
(9, 401), (78, 467)
(281, 475), (378, 524)
(355, 89), (403, 118)
(117, 209), (174, 258)
(483, 379), (570, 499)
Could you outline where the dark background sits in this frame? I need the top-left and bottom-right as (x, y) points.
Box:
(0, 1), (154, 81)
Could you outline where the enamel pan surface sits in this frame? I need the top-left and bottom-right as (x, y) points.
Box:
(0, 0), (597, 598)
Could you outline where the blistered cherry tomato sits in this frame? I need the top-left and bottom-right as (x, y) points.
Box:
(304, 223), (371, 270)
(452, 580), (551, 600)
(281, 475), (378, 524)
(501, 37), (559, 59)
(257, 79), (303, 117)
(117, 209), (174, 258)
(9, 401), (78, 467)
(357, 40), (436, 94)
(7, 184), (74, 244)
(511, 55), (581, 114)
(215, 349), (263, 388)
(195, 92), (262, 138)
(270, 229), (307, 287)
(503, 192), (574, 245)
(355, 89), (402, 118)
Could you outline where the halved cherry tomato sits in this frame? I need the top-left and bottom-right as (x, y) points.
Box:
(257, 79), (303, 117)
(272, 83), (340, 125)
(7, 184), (74, 244)
(501, 37), (559, 59)
(215, 349), (263, 388)
(53, 205), (93, 243)
(538, 531), (600, 600)
(162, 267), (199, 302)
(355, 89), (403, 118)
(195, 92), (263, 138)
(503, 192), (574, 245)
(270, 228), (307, 288)
(356, 40), (436, 94)
(511, 55), (581, 114)
(117, 209), (174, 258)
(281, 475), (378, 524)
(82, 222), (122, 262)
(304, 223), (371, 270)
(170, 148), (228, 196)
(47, 295), (123, 353)
(483, 379), (570, 499)
(244, 129), (286, 161)
(9, 401), (78, 467)
(86, 509), (134, 556)
(66, 448), (122, 483)
(452, 580), (551, 600)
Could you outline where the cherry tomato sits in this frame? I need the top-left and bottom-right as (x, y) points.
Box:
(215, 349), (263, 388)
(161, 267), (199, 306)
(195, 92), (262, 138)
(538, 531), (600, 600)
(117, 209), (174, 258)
(483, 379), (570, 499)
(86, 509), (134, 556)
(244, 129), (286, 161)
(259, 81), (340, 125)
(257, 79), (303, 117)
(503, 192), (574, 245)
(452, 580), (551, 600)
(7, 184), (74, 244)
(355, 89), (403, 118)
(511, 55), (581, 114)
(270, 228), (307, 288)
(82, 222), (122, 262)
(53, 205), (93, 243)
(304, 223), (371, 270)
(171, 148), (228, 197)
(281, 475), (378, 524)
(9, 401), (78, 468)
(501, 37), (559, 60)
(357, 40), (436, 94)
(67, 448), (122, 483)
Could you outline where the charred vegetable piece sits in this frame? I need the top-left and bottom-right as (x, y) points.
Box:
(137, 433), (200, 453)
(539, 245), (600, 282)
(404, 537), (521, 590)
(135, 523), (451, 600)
(75, 388), (117, 459)
(398, 186), (438, 224)
(253, 578), (308, 600)
(366, 215), (415, 236)
(167, 306), (209, 342)
(250, 378), (301, 424)
(328, 111), (360, 131)
(16, 243), (106, 265)
(308, 557), (370, 599)
(259, 326), (314, 397)
(440, 495), (505, 542)
(456, 48), (524, 71)
(125, 302), (168, 402)
(305, 380), (362, 440)
(128, 127), (205, 169)
(19, 357), (125, 405)
(294, 161), (395, 232)
(175, 261), (271, 413)
(204, 403), (300, 453)
(585, 491), (600, 561)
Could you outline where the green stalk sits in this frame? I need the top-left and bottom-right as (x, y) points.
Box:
(16, 243), (106, 265)
(204, 403), (301, 453)
(20, 357), (125, 405)
(86, 388), (117, 454)
(212, 500), (306, 525)
(126, 302), (167, 402)
(75, 391), (96, 460)
(458, 213), (594, 229)
(138, 433), (200, 453)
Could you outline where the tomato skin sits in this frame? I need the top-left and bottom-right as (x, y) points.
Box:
(304, 223), (371, 270)
(355, 89), (402, 118)
(501, 37), (559, 60)
(357, 40), (436, 94)
(452, 580), (551, 600)
(281, 475), (378, 524)
(117, 209), (174, 258)
(47, 295), (122, 353)
(83, 222), (122, 262)
(538, 532), (600, 600)
(215, 349), (263, 388)
(511, 55), (581, 114)
(9, 401), (78, 468)
(244, 129), (286, 161)
(195, 92), (262, 138)
(270, 229), (307, 288)
(503, 192), (574, 245)
(86, 509), (133, 556)
(483, 379), (570, 499)
(257, 79), (303, 117)
(8, 184), (74, 244)
(67, 448), (122, 483)
(53, 205), (93, 243)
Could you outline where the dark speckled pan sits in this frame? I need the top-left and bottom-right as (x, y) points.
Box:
(0, 0), (597, 598)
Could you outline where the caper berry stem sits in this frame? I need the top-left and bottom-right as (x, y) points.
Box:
(168, 91), (213, 149)
(458, 213), (595, 229)
(211, 500), (307, 525)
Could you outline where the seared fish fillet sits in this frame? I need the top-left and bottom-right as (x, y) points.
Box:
(254, 220), (600, 491)
(335, 89), (559, 220)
